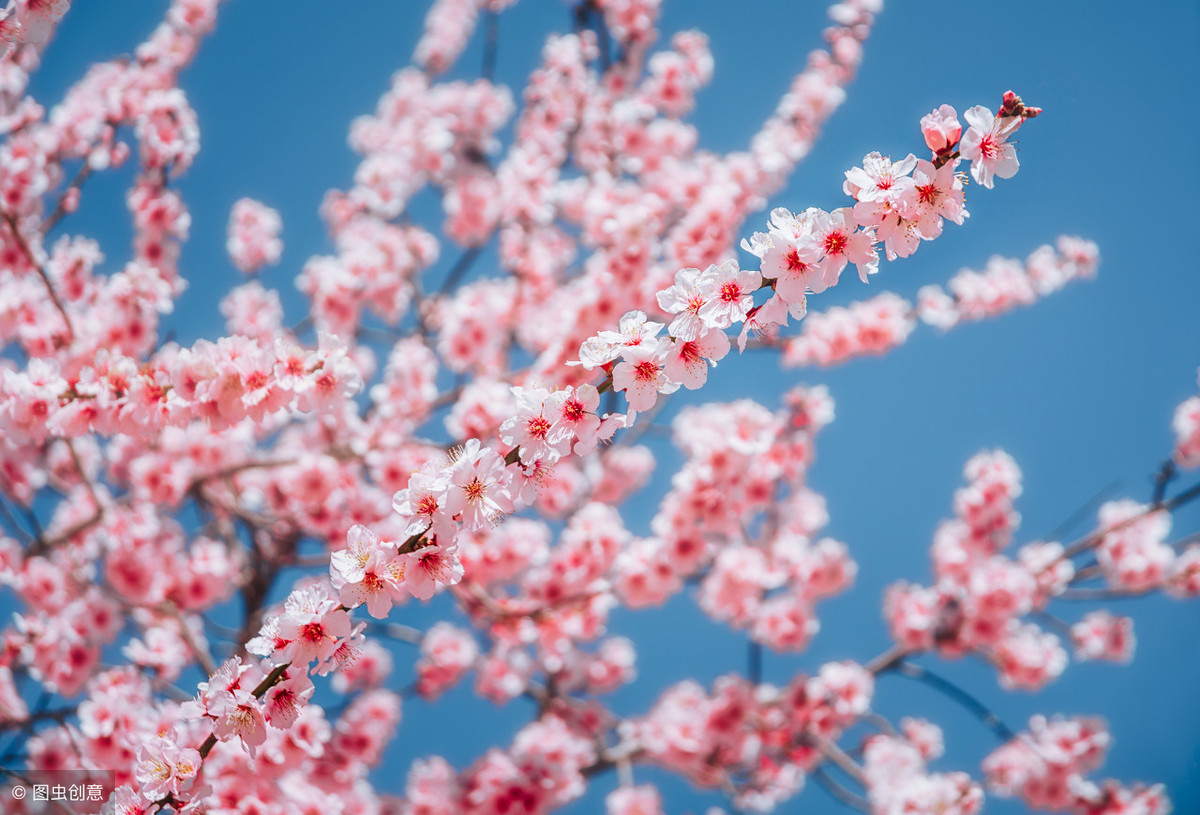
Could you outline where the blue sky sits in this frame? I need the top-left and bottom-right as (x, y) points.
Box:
(23, 0), (1200, 812)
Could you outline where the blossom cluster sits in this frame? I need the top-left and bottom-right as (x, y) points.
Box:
(781, 237), (1099, 368)
(568, 94), (1042, 428)
(225, 197), (283, 274)
(884, 451), (1075, 690)
(863, 724), (983, 815)
(0, 0), (1192, 813)
(917, 235), (1100, 331)
(983, 716), (1168, 815)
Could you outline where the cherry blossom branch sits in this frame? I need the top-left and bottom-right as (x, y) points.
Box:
(1058, 477), (1200, 561)
(0, 495), (36, 544)
(1151, 460), (1177, 505)
(1, 209), (74, 341)
(863, 643), (908, 674)
(481, 10), (499, 81)
(195, 661), (291, 761)
(39, 159), (93, 235)
(437, 245), (484, 295)
(1044, 477), (1124, 542)
(812, 734), (868, 785)
(1057, 587), (1154, 602)
(811, 765), (871, 813)
(892, 660), (1015, 741)
(0, 706), (78, 733)
(162, 602), (217, 677)
(747, 641), (763, 685)
(364, 621), (424, 645)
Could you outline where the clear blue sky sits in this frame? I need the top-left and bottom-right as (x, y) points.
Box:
(25, 1), (1200, 812)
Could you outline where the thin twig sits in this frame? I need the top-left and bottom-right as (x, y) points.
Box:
(1, 210), (74, 340)
(481, 10), (499, 81)
(65, 439), (101, 516)
(892, 661), (1015, 741)
(1057, 478), (1200, 560)
(1056, 587), (1150, 602)
(438, 246), (483, 295)
(812, 735), (867, 785)
(0, 495), (34, 543)
(40, 161), (93, 234)
(811, 765), (871, 812)
(364, 621), (424, 645)
(864, 643), (908, 675)
(162, 602), (217, 676)
(1044, 478), (1123, 542)
(1151, 460), (1177, 505)
(747, 641), (762, 686)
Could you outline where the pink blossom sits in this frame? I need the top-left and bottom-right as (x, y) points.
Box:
(810, 207), (878, 284)
(919, 104), (962, 154)
(959, 104), (1021, 189)
(226, 197), (283, 274)
(612, 338), (679, 412)
(133, 733), (200, 801)
(275, 585), (354, 668)
(1071, 611), (1135, 663)
(656, 265), (717, 341)
(664, 327), (730, 389)
(416, 622), (479, 698)
(402, 541), (466, 600)
(694, 260), (760, 330)
(606, 784), (663, 815)
(446, 437), (515, 532)
(500, 385), (574, 461)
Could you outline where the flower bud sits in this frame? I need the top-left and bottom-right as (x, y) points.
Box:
(920, 104), (962, 153)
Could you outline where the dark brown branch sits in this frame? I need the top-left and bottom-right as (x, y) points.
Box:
(196, 661), (291, 761)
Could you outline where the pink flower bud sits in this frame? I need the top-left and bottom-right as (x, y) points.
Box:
(920, 104), (962, 153)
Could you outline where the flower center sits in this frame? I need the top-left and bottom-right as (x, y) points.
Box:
(823, 231), (847, 256)
(300, 622), (326, 642)
(463, 476), (488, 502)
(525, 415), (551, 439)
(634, 360), (659, 382)
(417, 494), (440, 516)
(562, 398), (585, 422)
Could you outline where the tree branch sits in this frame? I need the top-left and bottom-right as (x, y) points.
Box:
(811, 765), (871, 813)
(1, 210), (74, 341)
(892, 661), (1014, 741)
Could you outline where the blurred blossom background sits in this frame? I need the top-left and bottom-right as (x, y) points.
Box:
(20, 0), (1200, 811)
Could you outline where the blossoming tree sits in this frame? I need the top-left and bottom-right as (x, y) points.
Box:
(0, 0), (1197, 813)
